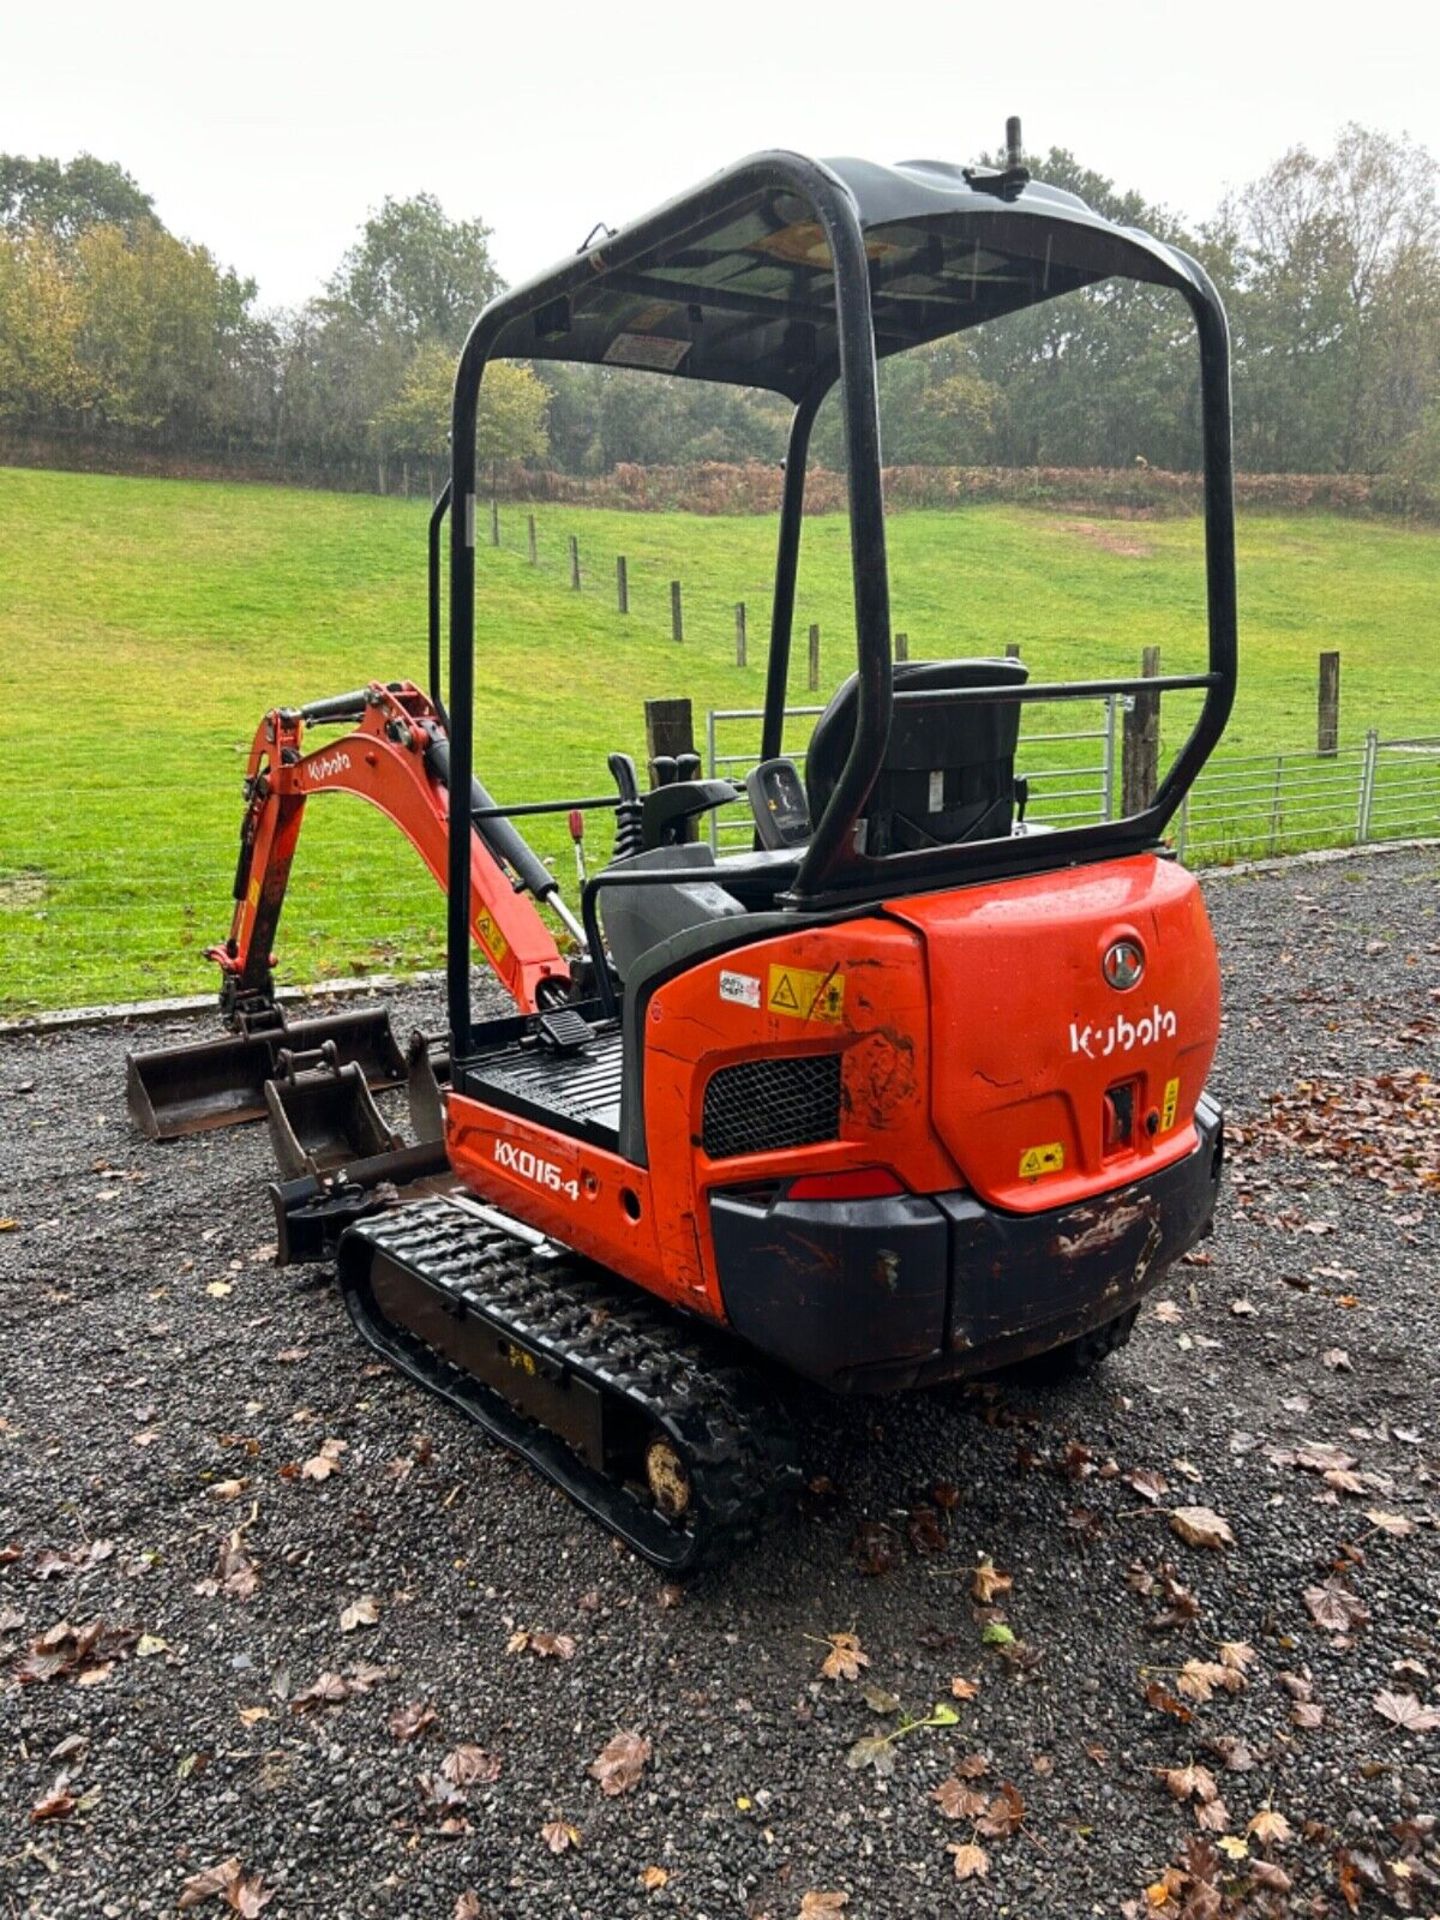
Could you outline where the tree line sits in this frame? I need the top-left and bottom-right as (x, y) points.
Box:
(1, 128), (1437, 498)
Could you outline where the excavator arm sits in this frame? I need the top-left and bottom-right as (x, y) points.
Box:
(209, 680), (572, 1020)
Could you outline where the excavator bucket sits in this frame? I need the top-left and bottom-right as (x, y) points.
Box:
(265, 1031), (455, 1266)
(263, 1044), (405, 1181)
(125, 1007), (406, 1142)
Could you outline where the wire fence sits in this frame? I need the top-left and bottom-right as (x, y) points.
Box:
(706, 698), (1440, 864)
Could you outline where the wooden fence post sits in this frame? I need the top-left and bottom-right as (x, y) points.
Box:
(670, 580), (684, 642)
(527, 514), (537, 564)
(895, 631), (908, 662)
(616, 556), (629, 614)
(1122, 646), (1162, 814)
(735, 602), (747, 667)
(568, 535), (580, 590)
(808, 622), (821, 692)
(644, 697), (697, 839)
(1318, 650), (1340, 757)
(490, 498), (500, 547)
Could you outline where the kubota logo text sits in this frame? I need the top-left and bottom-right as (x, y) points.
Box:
(1069, 1005), (1177, 1059)
(307, 750), (351, 783)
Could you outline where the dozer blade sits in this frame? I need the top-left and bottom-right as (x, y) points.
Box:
(126, 1007), (405, 1142)
(268, 1143), (455, 1266)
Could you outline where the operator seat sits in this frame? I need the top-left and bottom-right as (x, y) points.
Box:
(805, 657), (1029, 854)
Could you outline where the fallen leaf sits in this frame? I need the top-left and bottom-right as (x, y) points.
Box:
(1123, 1467), (1170, 1504)
(388, 1699), (438, 1743)
(540, 1819), (581, 1854)
(947, 1842), (990, 1882)
(178, 1859), (243, 1911)
(819, 1631), (869, 1682)
(507, 1628), (577, 1660)
(442, 1744), (502, 1786)
(300, 1438), (346, 1482)
(1304, 1581), (1370, 1635)
(1170, 1506), (1234, 1551)
(290, 1672), (351, 1712)
(949, 1675), (979, 1700)
(844, 1733), (896, 1776)
(933, 1777), (988, 1820)
(1247, 1808), (1292, 1847)
(1373, 1690), (1440, 1734)
(224, 1873), (274, 1918)
(975, 1781), (1025, 1839)
(798, 1895), (848, 1917)
(31, 1778), (77, 1822)
(208, 1479), (247, 1502)
(1365, 1509), (1417, 1537)
(339, 1594), (378, 1633)
(1143, 1680), (1193, 1723)
(1159, 1764), (1218, 1804)
(1177, 1659), (1240, 1703)
(454, 1895), (484, 1920)
(640, 1866), (669, 1891)
(972, 1559), (1013, 1605)
(589, 1728), (650, 1796)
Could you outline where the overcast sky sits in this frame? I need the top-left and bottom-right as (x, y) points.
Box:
(5, 0), (1435, 310)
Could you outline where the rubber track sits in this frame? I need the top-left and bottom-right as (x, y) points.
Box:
(337, 1200), (800, 1570)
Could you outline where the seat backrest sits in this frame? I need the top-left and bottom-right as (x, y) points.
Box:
(804, 657), (1028, 855)
(599, 844), (746, 982)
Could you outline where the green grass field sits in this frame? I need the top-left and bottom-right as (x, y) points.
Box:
(2, 464), (1436, 1013)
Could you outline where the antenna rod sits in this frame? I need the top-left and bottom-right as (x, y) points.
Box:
(1006, 116), (1023, 168)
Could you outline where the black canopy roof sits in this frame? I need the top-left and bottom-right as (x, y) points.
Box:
(485, 154), (1207, 402)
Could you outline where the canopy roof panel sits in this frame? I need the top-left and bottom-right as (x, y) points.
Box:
(486, 154), (1205, 401)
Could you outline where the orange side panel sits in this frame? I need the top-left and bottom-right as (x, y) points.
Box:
(887, 854), (1219, 1212)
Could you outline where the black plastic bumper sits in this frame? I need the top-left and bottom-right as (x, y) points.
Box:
(710, 1096), (1223, 1392)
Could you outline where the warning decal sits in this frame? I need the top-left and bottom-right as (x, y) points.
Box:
(1018, 1142), (1066, 1180)
(476, 907), (509, 963)
(767, 964), (845, 1024)
(1160, 1075), (1180, 1132)
(603, 332), (691, 372)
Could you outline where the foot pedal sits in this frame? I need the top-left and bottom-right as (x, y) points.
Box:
(535, 1007), (593, 1055)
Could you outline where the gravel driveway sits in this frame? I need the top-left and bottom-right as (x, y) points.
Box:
(2, 849), (1437, 1919)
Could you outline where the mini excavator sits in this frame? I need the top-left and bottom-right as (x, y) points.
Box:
(130, 126), (1236, 1568)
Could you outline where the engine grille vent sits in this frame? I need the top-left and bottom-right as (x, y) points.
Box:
(701, 1053), (842, 1160)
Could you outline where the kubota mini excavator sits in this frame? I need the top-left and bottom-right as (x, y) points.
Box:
(130, 125), (1236, 1568)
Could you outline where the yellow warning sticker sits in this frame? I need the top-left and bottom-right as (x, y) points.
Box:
(1018, 1142), (1066, 1180)
(246, 877), (261, 910)
(767, 964), (845, 1024)
(477, 907), (509, 963)
(1160, 1076), (1180, 1132)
